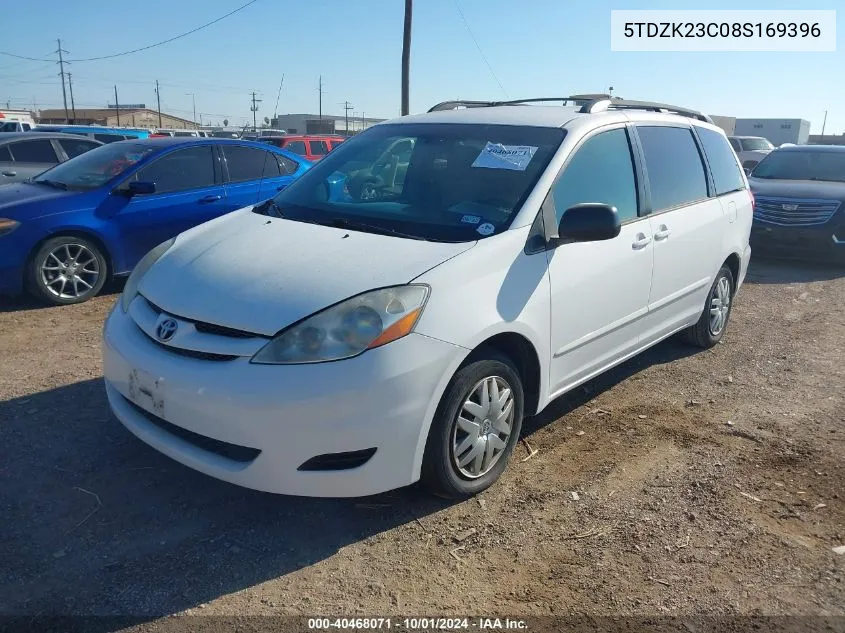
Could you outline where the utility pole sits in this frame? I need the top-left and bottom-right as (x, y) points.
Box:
(343, 101), (353, 136)
(67, 73), (76, 122)
(318, 75), (323, 121)
(186, 93), (196, 128)
(401, 0), (412, 115)
(361, 111), (365, 132)
(56, 38), (70, 123)
(114, 86), (120, 126)
(273, 74), (285, 118)
(821, 110), (828, 136)
(154, 80), (162, 127)
(250, 91), (261, 132)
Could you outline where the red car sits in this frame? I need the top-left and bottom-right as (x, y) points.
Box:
(261, 135), (345, 162)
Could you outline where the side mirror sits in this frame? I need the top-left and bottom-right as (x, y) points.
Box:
(555, 203), (621, 244)
(126, 181), (156, 196)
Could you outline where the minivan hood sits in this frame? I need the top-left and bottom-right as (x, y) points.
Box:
(139, 209), (475, 336)
(749, 178), (845, 200)
(0, 182), (81, 219)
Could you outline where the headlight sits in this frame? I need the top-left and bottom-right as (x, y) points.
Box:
(0, 218), (20, 237)
(120, 238), (176, 312)
(251, 285), (429, 365)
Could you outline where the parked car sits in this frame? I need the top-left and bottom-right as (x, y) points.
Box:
(261, 134), (345, 161)
(0, 137), (310, 304)
(0, 132), (102, 184)
(101, 96), (752, 499)
(728, 135), (775, 171)
(34, 125), (150, 144)
(0, 110), (36, 132)
(747, 144), (845, 263)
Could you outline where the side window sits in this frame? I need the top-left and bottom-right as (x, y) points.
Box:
(697, 128), (745, 196)
(58, 138), (101, 159)
(222, 145), (269, 183)
(728, 138), (742, 152)
(262, 152), (281, 177)
(277, 155), (299, 175)
(133, 146), (216, 194)
(0, 146), (11, 161)
(284, 140), (307, 155)
(309, 140), (328, 156)
(9, 139), (59, 164)
(636, 126), (708, 212)
(95, 134), (124, 144)
(551, 128), (638, 224)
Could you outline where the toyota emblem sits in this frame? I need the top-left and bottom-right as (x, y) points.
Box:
(156, 318), (178, 342)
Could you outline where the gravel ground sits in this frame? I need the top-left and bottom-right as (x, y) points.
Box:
(0, 258), (843, 628)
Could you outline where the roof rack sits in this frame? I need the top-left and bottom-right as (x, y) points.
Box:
(427, 95), (612, 113)
(579, 98), (712, 123)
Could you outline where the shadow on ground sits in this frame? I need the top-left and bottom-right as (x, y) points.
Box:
(745, 256), (845, 285)
(0, 330), (705, 626)
(0, 279), (125, 314)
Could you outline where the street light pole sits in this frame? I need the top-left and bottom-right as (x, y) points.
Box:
(401, 0), (412, 115)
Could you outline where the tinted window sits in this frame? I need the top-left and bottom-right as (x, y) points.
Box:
(134, 146), (216, 193)
(277, 154), (299, 175)
(551, 128), (638, 223)
(741, 138), (773, 151)
(0, 146), (11, 161)
(728, 138), (742, 152)
(58, 138), (101, 159)
(94, 134), (125, 144)
(10, 139), (59, 163)
(262, 153), (281, 177)
(751, 150), (845, 183)
(309, 140), (328, 156)
(32, 142), (155, 191)
(285, 140), (307, 155)
(223, 145), (268, 183)
(637, 126), (707, 211)
(697, 128), (745, 195)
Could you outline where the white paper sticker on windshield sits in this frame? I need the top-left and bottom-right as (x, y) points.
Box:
(472, 142), (538, 171)
(476, 222), (495, 236)
(460, 214), (481, 224)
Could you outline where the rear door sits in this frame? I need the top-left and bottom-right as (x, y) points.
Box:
(112, 145), (227, 267)
(220, 144), (269, 210)
(257, 152), (301, 200)
(633, 124), (726, 344)
(2, 138), (61, 183)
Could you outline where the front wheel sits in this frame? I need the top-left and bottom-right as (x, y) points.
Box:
(681, 265), (735, 348)
(421, 352), (524, 498)
(27, 236), (108, 305)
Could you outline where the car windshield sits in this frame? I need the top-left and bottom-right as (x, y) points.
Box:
(750, 150), (845, 182)
(31, 142), (155, 190)
(741, 138), (774, 151)
(263, 123), (565, 242)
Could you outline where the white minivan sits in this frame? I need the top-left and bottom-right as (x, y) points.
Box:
(103, 97), (753, 498)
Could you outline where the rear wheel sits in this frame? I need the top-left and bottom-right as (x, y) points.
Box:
(421, 352), (524, 498)
(27, 236), (107, 305)
(681, 265), (734, 348)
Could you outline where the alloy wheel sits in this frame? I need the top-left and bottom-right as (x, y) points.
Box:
(40, 243), (100, 300)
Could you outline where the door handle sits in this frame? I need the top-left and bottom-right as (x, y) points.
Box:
(632, 233), (652, 250)
(198, 194), (222, 204)
(654, 225), (671, 241)
(2, 171), (16, 177)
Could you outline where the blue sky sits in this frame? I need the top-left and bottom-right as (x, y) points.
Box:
(1, 0), (842, 132)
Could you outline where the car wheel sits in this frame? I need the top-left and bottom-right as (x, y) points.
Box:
(681, 265), (735, 348)
(421, 351), (524, 498)
(27, 236), (108, 305)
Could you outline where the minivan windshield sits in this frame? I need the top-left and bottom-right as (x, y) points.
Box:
(750, 149), (845, 182)
(741, 138), (774, 151)
(261, 123), (565, 242)
(31, 142), (155, 191)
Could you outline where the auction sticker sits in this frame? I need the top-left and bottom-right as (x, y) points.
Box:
(472, 142), (538, 171)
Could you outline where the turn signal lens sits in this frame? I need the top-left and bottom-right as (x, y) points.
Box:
(0, 218), (20, 237)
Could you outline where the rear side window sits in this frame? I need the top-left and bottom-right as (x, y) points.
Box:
(284, 140), (307, 155)
(134, 146), (216, 193)
(276, 154), (299, 175)
(9, 139), (59, 163)
(552, 128), (638, 223)
(58, 138), (101, 159)
(637, 126), (708, 212)
(223, 145), (269, 183)
(697, 128), (745, 195)
(94, 134), (125, 144)
(309, 140), (328, 156)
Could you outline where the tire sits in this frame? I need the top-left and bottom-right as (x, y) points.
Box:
(27, 235), (108, 306)
(420, 351), (524, 498)
(681, 265), (735, 348)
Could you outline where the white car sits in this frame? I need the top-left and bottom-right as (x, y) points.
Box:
(103, 96), (753, 498)
(728, 135), (775, 171)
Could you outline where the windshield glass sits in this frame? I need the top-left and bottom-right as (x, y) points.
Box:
(741, 138), (774, 151)
(32, 142), (155, 190)
(750, 150), (845, 182)
(265, 123), (565, 242)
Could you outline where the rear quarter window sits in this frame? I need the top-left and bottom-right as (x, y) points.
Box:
(697, 128), (745, 196)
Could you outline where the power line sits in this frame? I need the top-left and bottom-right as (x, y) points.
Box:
(0, 0), (260, 64)
(452, 0), (508, 98)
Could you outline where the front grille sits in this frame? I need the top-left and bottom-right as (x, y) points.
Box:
(140, 295), (263, 339)
(754, 197), (841, 227)
(122, 395), (261, 463)
(142, 331), (239, 361)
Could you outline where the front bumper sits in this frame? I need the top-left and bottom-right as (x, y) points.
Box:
(102, 304), (466, 497)
(751, 221), (845, 263)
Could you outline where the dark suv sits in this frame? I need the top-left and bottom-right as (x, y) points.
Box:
(748, 145), (845, 264)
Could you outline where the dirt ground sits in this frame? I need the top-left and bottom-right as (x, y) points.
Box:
(0, 258), (843, 628)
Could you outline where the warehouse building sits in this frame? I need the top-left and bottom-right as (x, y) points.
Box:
(733, 118), (811, 146)
(709, 115), (736, 136)
(808, 133), (845, 146)
(270, 113), (385, 136)
(38, 106), (196, 129)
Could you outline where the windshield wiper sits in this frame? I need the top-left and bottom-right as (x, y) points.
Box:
(253, 198), (284, 217)
(328, 217), (426, 241)
(33, 179), (69, 190)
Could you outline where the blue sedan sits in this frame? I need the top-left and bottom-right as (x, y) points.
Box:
(0, 137), (310, 305)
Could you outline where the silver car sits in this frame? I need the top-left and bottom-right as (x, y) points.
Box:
(0, 133), (102, 184)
